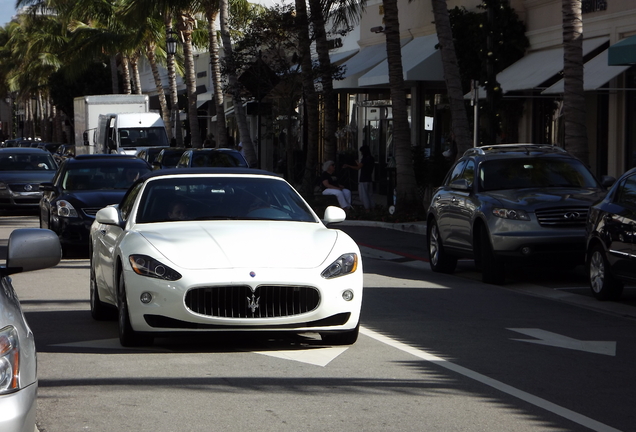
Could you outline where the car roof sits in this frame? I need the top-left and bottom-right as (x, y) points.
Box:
(185, 148), (241, 153)
(64, 154), (152, 167)
(461, 144), (572, 160)
(139, 167), (275, 181)
(0, 147), (50, 154)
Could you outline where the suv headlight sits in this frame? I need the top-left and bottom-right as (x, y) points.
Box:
(129, 255), (182, 281)
(54, 200), (78, 218)
(0, 182), (7, 191)
(493, 208), (530, 221)
(321, 253), (358, 279)
(0, 326), (20, 394)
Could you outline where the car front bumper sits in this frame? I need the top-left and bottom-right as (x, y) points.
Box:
(122, 266), (363, 334)
(0, 382), (37, 432)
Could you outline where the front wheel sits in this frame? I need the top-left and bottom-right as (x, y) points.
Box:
(588, 244), (623, 301)
(118, 272), (153, 347)
(427, 220), (457, 274)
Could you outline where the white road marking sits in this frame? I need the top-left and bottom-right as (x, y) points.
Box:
(360, 326), (621, 432)
(508, 328), (617, 356)
(255, 346), (348, 367)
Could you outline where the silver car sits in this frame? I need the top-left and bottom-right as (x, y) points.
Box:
(426, 144), (613, 284)
(0, 148), (57, 210)
(0, 229), (61, 432)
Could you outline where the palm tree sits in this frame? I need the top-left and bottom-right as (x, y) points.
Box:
(176, 12), (203, 148)
(562, 0), (587, 164)
(381, 0), (418, 208)
(431, 0), (472, 155)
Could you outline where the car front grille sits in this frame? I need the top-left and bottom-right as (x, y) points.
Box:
(82, 207), (102, 217)
(9, 183), (40, 193)
(185, 285), (321, 318)
(535, 207), (588, 228)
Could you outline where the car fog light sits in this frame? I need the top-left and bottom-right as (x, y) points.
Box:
(521, 247), (532, 255)
(342, 290), (354, 301)
(140, 292), (153, 304)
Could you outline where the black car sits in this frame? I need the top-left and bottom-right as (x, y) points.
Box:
(586, 167), (636, 300)
(137, 146), (170, 166)
(0, 147), (58, 210)
(176, 148), (248, 168)
(152, 147), (187, 169)
(39, 154), (152, 254)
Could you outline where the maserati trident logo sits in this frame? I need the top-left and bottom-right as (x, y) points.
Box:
(563, 212), (581, 219)
(247, 294), (260, 313)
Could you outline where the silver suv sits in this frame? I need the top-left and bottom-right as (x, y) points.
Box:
(426, 144), (613, 284)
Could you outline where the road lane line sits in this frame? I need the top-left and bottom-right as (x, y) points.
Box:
(360, 326), (621, 432)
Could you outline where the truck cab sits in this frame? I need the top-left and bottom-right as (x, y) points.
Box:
(94, 112), (169, 154)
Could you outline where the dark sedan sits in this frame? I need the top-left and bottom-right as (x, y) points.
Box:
(152, 147), (187, 169)
(39, 154), (151, 254)
(176, 148), (248, 168)
(586, 167), (636, 300)
(0, 148), (57, 210)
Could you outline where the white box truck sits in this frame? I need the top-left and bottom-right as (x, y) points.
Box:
(73, 94), (150, 152)
(93, 112), (169, 154)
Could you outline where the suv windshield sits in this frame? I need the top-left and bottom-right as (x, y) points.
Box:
(479, 157), (599, 191)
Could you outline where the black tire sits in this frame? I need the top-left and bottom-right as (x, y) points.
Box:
(427, 220), (457, 274)
(588, 244), (624, 301)
(480, 228), (505, 285)
(321, 322), (360, 345)
(90, 260), (114, 320)
(117, 272), (153, 347)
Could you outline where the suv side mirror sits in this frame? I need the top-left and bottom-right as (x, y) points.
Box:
(107, 138), (116, 151)
(601, 175), (616, 188)
(450, 179), (470, 191)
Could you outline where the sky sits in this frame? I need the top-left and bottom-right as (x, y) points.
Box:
(1, 0), (17, 27)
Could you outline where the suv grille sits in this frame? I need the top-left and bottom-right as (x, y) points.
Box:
(536, 207), (588, 228)
(185, 285), (320, 318)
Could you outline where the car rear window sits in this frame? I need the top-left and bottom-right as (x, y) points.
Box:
(479, 157), (600, 191)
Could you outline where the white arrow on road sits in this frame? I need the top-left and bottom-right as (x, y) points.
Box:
(508, 328), (616, 356)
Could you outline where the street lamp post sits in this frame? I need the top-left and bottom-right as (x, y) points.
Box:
(166, 29), (183, 146)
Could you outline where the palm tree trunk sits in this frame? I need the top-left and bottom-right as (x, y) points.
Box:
(121, 56), (132, 94)
(178, 14), (203, 149)
(220, 0), (256, 164)
(562, 0), (588, 164)
(110, 55), (119, 94)
(431, 0), (472, 155)
(165, 17), (183, 146)
(308, 0), (338, 162)
(129, 53), (142, 95)
(296, 0), (321, 196)
(206, 9), (228, 149)
(146, 41), (173, 140)
(383, 0), (417, 209)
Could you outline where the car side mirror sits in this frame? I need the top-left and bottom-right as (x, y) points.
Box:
(450, 179), (470, 191)
(95, 205), (124, 228)
(107, 138), (116, 151)
(83, 131), (90, 146)
(323, 206), (346, 224)
(601, 175), (616, 188)
(4, 229), (61, 275)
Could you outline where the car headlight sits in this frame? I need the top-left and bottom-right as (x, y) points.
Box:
(0, 182), (6, 191)
(492, 207), (530, 221)
(54, 200), (78, 218)
(0, 326), (20, 394)
(321, 253), (358, 279)
(129, 254), (182, 281)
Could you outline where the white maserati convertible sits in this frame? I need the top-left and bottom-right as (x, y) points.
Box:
(89, 168), (363, 347)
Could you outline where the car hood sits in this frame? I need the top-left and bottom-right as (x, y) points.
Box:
(485, 187), (606, 208)
(138, 222), (339, 270)
(63, 190), (126, 208)
(0, 171), (55, 183)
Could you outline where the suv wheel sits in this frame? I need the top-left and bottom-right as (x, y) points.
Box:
(428, 220), (457, 273)
(480, 229), (505, 285)
(588, 244), (623, 301)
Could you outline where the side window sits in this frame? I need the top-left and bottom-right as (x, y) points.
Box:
(460, 159), (475, 185)
(616, 175), (636, 210)
(446, 160), (467, 185)
(120, 182), (143, 222)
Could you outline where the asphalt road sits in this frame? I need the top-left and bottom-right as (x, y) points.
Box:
(2, 214), (636, 431)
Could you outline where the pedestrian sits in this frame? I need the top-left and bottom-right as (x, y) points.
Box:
(343, 145), (375, 211)
(320, 160), (352, 211)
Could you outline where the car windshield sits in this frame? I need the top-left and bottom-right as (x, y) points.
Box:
(0, 153), (56, 171)
(119, 127), (169, 147)
(136, 176), (316, 223)
(478, 157), (600, 191)
(62, 165), (151, 191)
(190, 152), (247, 168)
